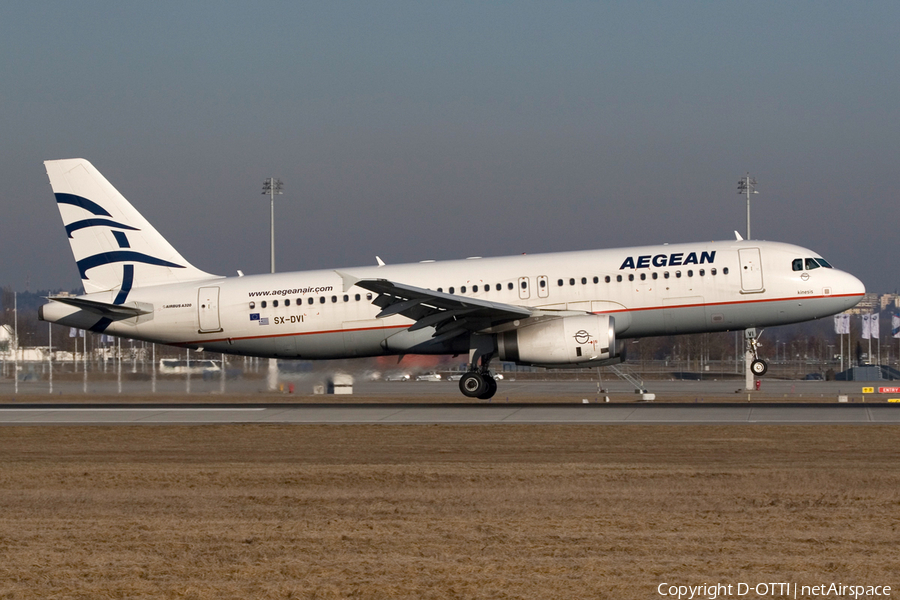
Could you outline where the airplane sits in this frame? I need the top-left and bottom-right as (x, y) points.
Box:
(39, 158), (865, 399)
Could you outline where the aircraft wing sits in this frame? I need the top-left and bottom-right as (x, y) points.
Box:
(341, 274), (533, 343)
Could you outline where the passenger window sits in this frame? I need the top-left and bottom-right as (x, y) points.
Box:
(687, 270), (693, 277)
(343, 295), (349, 302)
(261, 301), (267, 308)
(616, 275), (622, 282)
(496, 283), (502, 291)
(273, 300), (279, 307)
(521, 281), (527, 289)
(355, 294), (361, 301)
(319, 297), (325, 304)
(581, 277), (587, 285)
(508, 282), (514, 290)
(569, 278), (575, 286)
(652, 272), (658, 280)
(437, 288), (443, 293)
(699, 269), (705, 276)
(473, 285), (478, 292)
(628, 274), (634, 282)
(711, 268), (717, 276)
(249, 301), (255, 309)
(332, 296), (337, 303)
(593, 276), (599, 284)
(308, 297), (314, 305)
(285, 299), (290, 306)
(640, 273), (646, 281)
(539, 280), (546, 288)
(676, 271), (682, 278)
(805, 258), (820, 270)
(558, 279), (564, 286)
(723, 267), (729, 275)
(461, 286), (467, 293)
(449, 287), (455, 294)
(664, 272), (670, 279)
(792, 259), (803, 271)
(605, 276), (611, 283)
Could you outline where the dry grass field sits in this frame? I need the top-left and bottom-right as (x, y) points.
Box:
(0, 425), (898, 599)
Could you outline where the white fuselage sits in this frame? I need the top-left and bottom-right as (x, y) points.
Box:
(42, 239), (865, 361)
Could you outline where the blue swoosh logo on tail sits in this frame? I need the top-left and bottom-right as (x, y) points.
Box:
(77, 251), (185, 279)
(55, 193), (111, 217)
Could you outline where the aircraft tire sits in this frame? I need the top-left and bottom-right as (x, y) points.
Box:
(459, 372), (487, 398)
(751, 359), (768, 376)
(477, 377), (498, 400)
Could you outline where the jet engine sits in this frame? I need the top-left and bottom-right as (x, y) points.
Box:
(496, 314), (616, 365)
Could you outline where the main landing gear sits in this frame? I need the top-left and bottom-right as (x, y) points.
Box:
(459, 371), (498, 400)
(459, 335), (498, 400)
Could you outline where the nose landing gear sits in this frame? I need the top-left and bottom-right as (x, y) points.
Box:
(750, 358), (768, 376)
(746, 328), (768, 384)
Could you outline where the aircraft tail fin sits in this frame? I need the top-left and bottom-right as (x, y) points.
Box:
(45, 158), (220, 295)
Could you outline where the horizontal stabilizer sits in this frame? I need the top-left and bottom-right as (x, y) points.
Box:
(47, 295), (151, 318)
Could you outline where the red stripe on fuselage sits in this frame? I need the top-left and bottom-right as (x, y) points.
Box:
(177, 292), (862, 347)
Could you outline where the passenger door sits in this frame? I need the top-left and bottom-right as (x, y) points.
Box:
(198, 287), (222, 332)
(738, 248), (764, 293)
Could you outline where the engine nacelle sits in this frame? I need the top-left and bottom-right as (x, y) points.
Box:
(497, 314), (616, 365)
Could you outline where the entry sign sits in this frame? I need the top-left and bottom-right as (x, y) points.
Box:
(862, 387), (875, 394)
(879, 386), (900, 394)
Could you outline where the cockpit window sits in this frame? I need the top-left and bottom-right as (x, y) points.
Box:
(792, 259), (803, 271)
(805, 258), (820, 270)
(816, 258), (833, 268)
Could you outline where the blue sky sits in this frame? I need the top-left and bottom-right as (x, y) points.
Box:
(2, 2), (898, 292)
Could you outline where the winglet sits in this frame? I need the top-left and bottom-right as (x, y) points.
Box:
(376, 256), (386, 267)
(335, 270), (361, 293)
(734, 231), (744, 241)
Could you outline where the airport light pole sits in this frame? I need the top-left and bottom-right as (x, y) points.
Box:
(262, 178), (284, 273)
(737, 173), (758, 240)
(738, 173), (759, 391)
(262, 178), (283, 392)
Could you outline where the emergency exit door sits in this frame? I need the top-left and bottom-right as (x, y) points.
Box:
(198, 287), (222, 332)
(517, 277), (530, 300)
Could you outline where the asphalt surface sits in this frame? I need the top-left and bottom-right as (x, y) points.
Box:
(0, 403), (898, 425)
(1, 373), (892, 399)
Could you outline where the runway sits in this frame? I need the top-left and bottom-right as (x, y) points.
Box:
(1, 403), (898, 424)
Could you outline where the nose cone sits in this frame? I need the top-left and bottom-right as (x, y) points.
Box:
(838, 270), (866, 311)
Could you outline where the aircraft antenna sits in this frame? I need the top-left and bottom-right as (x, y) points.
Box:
(737, 173), (758, 240)
(262, 178), (284, 273)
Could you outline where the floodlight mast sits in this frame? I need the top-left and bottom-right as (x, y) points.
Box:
(262, 178), (283, 273)
(737, 173), (758, 240)
(261, 177), (283, 393)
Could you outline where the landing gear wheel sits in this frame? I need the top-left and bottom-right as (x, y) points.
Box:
(751, 359), (768, 376)
(459, 372), (487, 398)
(477, 377), (498, 400)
